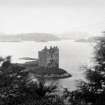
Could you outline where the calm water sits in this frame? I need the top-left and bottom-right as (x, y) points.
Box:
(0, 40), (94, 90)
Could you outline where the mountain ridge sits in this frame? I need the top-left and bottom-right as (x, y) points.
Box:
(0, 33), (60, 42)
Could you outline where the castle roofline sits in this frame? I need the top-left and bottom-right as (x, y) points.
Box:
(39, 46), (59, 53)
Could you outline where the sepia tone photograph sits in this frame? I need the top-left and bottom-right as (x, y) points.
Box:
(0, 0), (105, 105)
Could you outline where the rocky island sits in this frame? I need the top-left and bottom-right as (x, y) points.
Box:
(21, 46), (71, 80)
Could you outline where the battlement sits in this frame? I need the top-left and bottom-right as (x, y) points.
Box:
(38, 46), (59, 68)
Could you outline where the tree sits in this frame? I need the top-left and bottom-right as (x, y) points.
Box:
(76, 33), (105, 105)
(0, 56), (29, 105)
(0, 56), (65, 105)
(21, 80), (65, 105)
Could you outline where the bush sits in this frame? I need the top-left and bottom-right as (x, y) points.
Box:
(0, 56), (65, 105)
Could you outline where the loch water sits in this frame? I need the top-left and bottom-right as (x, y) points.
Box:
(0, 40), (94, 90)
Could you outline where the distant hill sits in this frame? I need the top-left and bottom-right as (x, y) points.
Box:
(0, 33), (60, 42)
(88, 36), (105, 42)
(58, 32), (92, 40)
(75, 36), (105, 43)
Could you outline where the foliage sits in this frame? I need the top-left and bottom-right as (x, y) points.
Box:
(0, 56), (65, 105)
(74, 33), (105, 105)
(60, 34), (105, 105)
(0, 56), (28, 105)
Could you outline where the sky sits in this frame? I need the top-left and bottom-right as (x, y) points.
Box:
(0, 0), (105, 36)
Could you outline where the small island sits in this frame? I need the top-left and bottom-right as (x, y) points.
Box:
(22, 46), (71, 79)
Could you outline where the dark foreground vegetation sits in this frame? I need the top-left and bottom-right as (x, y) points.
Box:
(61, 33), (105, 105)
(0, 56), (66, 105)
(1, 33), (105, 105)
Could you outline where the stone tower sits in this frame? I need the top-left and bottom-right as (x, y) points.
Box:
(38, 46), (59, 68)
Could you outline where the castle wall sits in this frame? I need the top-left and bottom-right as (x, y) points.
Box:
(38, 46), (59, 68)
(38, 50), (48, 67)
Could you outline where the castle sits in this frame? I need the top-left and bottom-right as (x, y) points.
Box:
(38, 46), (59, 68)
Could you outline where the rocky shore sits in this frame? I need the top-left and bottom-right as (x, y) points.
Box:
(22, 63), (72, 79)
